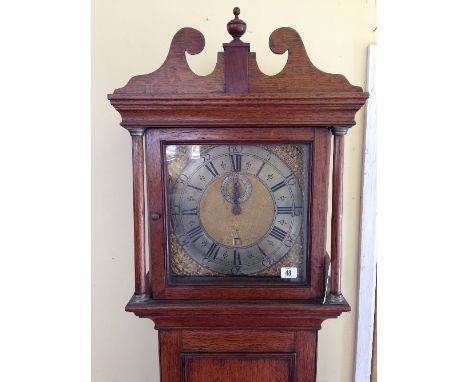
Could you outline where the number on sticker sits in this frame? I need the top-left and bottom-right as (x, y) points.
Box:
(281, 267), (298, 279)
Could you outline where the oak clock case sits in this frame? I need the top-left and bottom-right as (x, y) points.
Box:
(108, 7), (368, 382)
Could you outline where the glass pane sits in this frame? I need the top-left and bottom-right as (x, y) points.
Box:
(165, 144), (310, 283)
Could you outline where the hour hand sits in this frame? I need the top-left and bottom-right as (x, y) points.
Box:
(232, 176), (242, 215)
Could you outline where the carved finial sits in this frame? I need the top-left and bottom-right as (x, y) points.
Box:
(227, 7), (246, 41)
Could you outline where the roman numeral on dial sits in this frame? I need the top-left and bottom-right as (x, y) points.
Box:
(186, 225), (204, 243)
(233, 250), (241, 265)
(258, 245), (271, 266)
(258, 246), (268, 258)
(181, 207), (198, 215)
(230, 154), (242, 172)
(270, 181), (286, 193)
(256, 161), (265, 176)
(277, 206), (293, 215)
(205, 162), (219, 177)
(271, 180), (286, 192)
(294, 206), (303, 216)
(277, 205), (303, 216)
(187, 184), (202, 192)
(205, 242), (220, 260)
(270, 174), (294, 193)
(270, 226), (288, 242)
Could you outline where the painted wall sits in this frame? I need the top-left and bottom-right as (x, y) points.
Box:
(92, 1), (376, 381)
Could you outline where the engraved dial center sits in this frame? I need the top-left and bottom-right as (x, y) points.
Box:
(200, 175), (274, 247)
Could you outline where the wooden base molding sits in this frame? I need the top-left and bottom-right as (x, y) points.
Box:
(127, 298), (350, 330)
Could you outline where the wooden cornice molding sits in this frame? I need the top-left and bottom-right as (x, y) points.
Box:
(248, 27), (363, 94)
(109, 93), (368, 129)
(108, 20), (368, 129)
(111, 27), (225, 96)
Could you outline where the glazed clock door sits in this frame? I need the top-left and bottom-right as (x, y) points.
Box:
(146, 127), (331, 300)
(167, 143), (308, 278)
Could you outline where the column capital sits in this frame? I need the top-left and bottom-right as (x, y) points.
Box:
(128, 127), (146, 136)
(330, 126), (349, 136)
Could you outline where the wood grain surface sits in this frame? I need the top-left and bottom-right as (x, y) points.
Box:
(185, 355), (293, 382)
(158, 329), (320, 382)
(330, 132), (345, 295)
(108, 26), (367, 129)
(131, 133), (147, 295)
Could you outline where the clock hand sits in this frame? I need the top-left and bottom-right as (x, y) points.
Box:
(232, 175), (242, 215)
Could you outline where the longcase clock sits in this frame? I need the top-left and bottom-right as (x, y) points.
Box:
(108, 8), (367, 382)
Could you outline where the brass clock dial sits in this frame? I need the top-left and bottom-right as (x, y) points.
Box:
(169, 145), (307, 275)
(167, 144), (309, 277)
